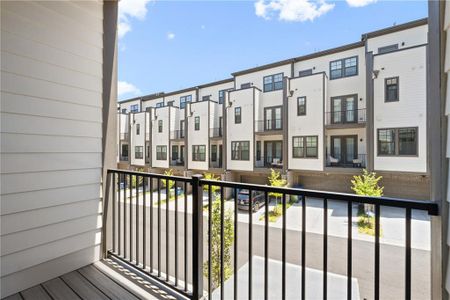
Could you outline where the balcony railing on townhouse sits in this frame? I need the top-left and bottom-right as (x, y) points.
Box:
(209, 159), (223, 169)
(255, 119), (283, 133)
(326, 154), (367, 168)
(105, 169), (439, 300)
(120, 133), (129, 140)
(325, 109), (366, 126)
(170, 159), (185, 167)
(170, 130), (185, 140)
(210, 128), (223, 138)
(119, 155), (129, 161)
(255, 156), (283, 169)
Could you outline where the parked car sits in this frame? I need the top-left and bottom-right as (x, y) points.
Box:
(237, 189), (265, 212)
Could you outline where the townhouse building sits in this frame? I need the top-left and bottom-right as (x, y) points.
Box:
(118, 18), (430, 199)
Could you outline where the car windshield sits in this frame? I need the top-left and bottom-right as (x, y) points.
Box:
(238, 190), (249, 200)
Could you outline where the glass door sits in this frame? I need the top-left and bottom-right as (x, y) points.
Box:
(264, 141), (283, 167)
(264, 107), (282, 130)
(345, 96), (356, 123)
(331, 96), (357, 124)
(332, 98), (342, 124)
(331, 136), (357, 166)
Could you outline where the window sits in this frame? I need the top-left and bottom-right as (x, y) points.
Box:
(192, 145), (206, 161)
(156, 102), (164, 108)
(158, 120), (163, 133)
(264, 106), (282, 130)
(180, 95), (192, 109)
(194, 116), (200, 130)
(256, 141), (261, 160)
(231, 141), (250, 160)
(172, 145), (178, 160)
(219, 89), (233, 104)
(167, 101), (174, 106)
(202, 95), (211, 101)
(241, 83), (251, 89)
(385, 77), (399, 102)
(136, 124), (140, 135)
(135, 146), (143, 159)
(156, 145), (167, 160)
(378, 44), (398, 54)
(211, 145), (217, 162)
(297, 97), (306, 116)
(330, 56), (358, 79)
(121, 108), (127, 113)
(377, 127), (417, 156)
(121, 144), (129, 157)
(292, 136), (318, 158)
(263, 73), (283, 92)
(180, 120), (185, 138)
(235, 107), (241, 124)
(299, 69), (313, 77)
(130, 104), (139, 113)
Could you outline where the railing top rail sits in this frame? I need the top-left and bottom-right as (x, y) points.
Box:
(199, 178), (439, 216)
(108, 169), (192, 182)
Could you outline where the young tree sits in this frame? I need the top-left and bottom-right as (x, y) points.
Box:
(203, 172), (221, 195)
(267, 169), (287, 205)
(131, 167), (144, 188)
(162, 169), (175, 199)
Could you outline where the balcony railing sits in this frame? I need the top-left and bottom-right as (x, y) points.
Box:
(326, 154), (367, 168)
(255, 119), (283, 133)
(120, 133), (129, 140)
(170, 130), (185, 140)
(209, 159), (223, 169)
(210, 128), (223, 138)
(170, 159), (185, 167)
(105, 169), (439, 300)
(255, 156), (283, 168)
(325, 109), (366, 126)
(119, 155), (128, 161)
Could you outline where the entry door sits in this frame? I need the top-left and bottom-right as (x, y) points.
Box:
(180, 145), (185, 162)
(264, 107), (282, 130)
(218, 145), (223, 167)
(331, 95), (357, 123)
(331, 136), (357, 166)
(264, 141), (282, 165)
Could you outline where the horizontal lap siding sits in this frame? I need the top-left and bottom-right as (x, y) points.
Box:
(0, 1), (104, 297)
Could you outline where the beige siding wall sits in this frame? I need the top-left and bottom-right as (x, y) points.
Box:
(1, 1), (104, 297)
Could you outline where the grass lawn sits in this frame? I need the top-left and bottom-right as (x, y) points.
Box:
(259, 197), (296, 223)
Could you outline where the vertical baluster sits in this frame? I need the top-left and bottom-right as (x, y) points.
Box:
(158, 178), (161, 277)
(264, 191), (269, 300)
(374, 204), (380, 300)
(248, 189), (253, 300)
(405, 208), (411, 300)
(143, 176), (147, 270)
(118, 173), (122, 256)
(175, 180), (179, 286)
(166, 177), (170, 281)
(130, 174), (133, 263)
(208, 184), (212, 299)
(184, 181), (188, 292)
(112, 173), (116, 253)
(220, 186), (225, 300)
(301, 195), (306, 300)
(323, 198), (328, 300)
(347, 201), (352, 300)
(234, 187), (238, 300)
(150, 177), (154, 274)
(136, 175), (139, 265)
(282, 193), (286, 300)
(124, 173), (127, 259)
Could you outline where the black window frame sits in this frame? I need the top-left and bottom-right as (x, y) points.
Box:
(218, 88), (233, 104)
(385, 76), (399, 102)
(292, 136), (318, 158)
(121, 108), (127, 114)
(330, 56), (358, 80)
(192, 145), (206, 161)
(240, 83), (251, 89)
(156, 145), (167, 160)
(121, 144), (129, 157)
(298, 69), (313, 77)
(263, 73), (284, 92)
(158, 120), (163, 133)
(180, 120), (185, 138)
(378, 44), (399, 54)
(231, 141), (250, 161)
(202, 95), (211, 101)
(194, 116), (200, 131)
(297, 96), (306, 116)
(136, 124), (140, 135)
(130, 104), (139, 113)
(211, 145), (217, 162)
(377, 127), (418, 156)
(234, 107), (242, 124)
(180, 95), (192, 109)
(156, 102), (164, 108)
(135, 146), (143, 159)
(167, 101), (174, 107)
(172, 145), (179, 160)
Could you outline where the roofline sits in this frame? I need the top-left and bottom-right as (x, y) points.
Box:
(361, 17), (427, 39)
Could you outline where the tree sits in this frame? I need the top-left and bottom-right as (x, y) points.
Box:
(203, 172), (221, 195)
(267, 169), (287, 205)
(131, 167), (144, 188)
(162, 169), (175, 199)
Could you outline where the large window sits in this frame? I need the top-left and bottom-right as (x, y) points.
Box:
(378, 127), (417, 156)
(136, 124), (140, 135)
(231, 141), (250, 160)
(298, 69), (313, 77)
(130, 104), (139, 113)
(264, 106), (282, 130)
(292, 136), (318, 158)
(195, 116), (200, 131)
(121, 144), (129, 157)
(156, 145), (167, 160)
(297, 97), (306, 116)
(180, 120), (185, 138)
(192, 145), (206, 161)
(135, 146), (143, 159)
(156, 102), (164, 108)
(218, 89), (233, 104)
(158, 120), (163, 133)
(330, 56), (358, 80)
(263, 73), (283, 92)
(180, 95), (192, 109)
(235, 107), (242, 124)
(211, 145), (217, 162)
(378, 44), (398, 54)
(172, 145), (178, 160)
(385, 77), (399, 102)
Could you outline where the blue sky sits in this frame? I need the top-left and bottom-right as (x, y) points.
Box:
(117, 0), (427, 101)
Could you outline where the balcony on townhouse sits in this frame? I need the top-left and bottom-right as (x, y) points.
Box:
(209, 127), (223, 138)
(170, 129), (185, 140)
(326, 153), (367, 168)
(255, 118), (283, 134)
(325, 108), (367, 128)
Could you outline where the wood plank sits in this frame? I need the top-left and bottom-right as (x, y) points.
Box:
(61, 271), (109, 300)
(20, 285), (52, 300)
(2, 293), (22, 300)
(41, 277), (81, 300)
(78, 265), (140, 300)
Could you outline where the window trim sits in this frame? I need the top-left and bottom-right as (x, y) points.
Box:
(192, 145), (206, 161)
(234, 107), (242, 124)
(377, 127), (418, 157)
(171, 145), (179, 161)
(136, 124), (140, 135)
(180, 95), (192, 109)
(292, 136), (319, 159)
(329, 56), (358, 80)
(211, 145), (217, 162)
(158, 120), (163, 133)
(231, 141), (250, 161)
(263, 73), (284, 92)
(194, 116), (200, 131)
(384, 76), (399, 102)
(156, 145), (167, 160)
(130, 104), (139, 113)
(135, 146), (143, 159)
(297, 96), (307, 116)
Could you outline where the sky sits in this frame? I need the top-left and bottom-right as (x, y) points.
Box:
(117, 0), (428, 101)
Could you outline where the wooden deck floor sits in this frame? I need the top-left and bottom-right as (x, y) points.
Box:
(3, 259), (184, 300)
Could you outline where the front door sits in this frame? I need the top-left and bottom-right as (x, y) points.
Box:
(218, 145), (223, 167)
(264, 141), (283, 167)
(331, 136), (357, 166)
(331, 95), (357, 124)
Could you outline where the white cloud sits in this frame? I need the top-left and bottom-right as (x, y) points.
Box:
(255, 0), (334, 22)
(118, 0), (152, 39)
(167, 32), (175, 40)
(346, 0), (377, 7)
(118, 81), (141, 98)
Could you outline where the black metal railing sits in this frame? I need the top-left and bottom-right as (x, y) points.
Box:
(255, 156), (283, 168)
(326, 154), (367, 168)
(104, 169), (438, 300)
(209, 159), (223, 169)
(255, 119), (283, 132)
(210, 128), (223, 138)
(170, 159), (185, 167)
(171, 130), (185, 140)
(120, 133), (129, 140)
(325, 109), (366, 126)
(119, 155), (129, 161)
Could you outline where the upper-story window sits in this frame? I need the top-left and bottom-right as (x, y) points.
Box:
(219, 89), (233, 104)
(156, 102), (164, 108)
(135, 146), (143, 159)
(377, 127), (417, 156)
(156, 145), (167, 160)
(263, 73), (283, 92)
(121, 108), (127, 113)
(180, 95), (192, 109)
(292, 136), (318, 158)
(330, 56), (358, 80)
(241, 83), (251, 89)
(297, 97), (306, 116)
(158, 120), (163, 133)
(235, 107), (242, 124)
(136, 124), (140, 135)
(180, 120), (185, 138)
(202, 95), (211, 101)
(385, 77), (399, 102)
(194, 116), (200, 131)
(130, 104), (139, 113)
(298, 69), (313, 77)
(231, 141), (250, 160)
(378, 44), (398, 54)
(192, 145), (206, 161)
(167, 101), (174, 106)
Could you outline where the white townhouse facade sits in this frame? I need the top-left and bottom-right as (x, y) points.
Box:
(118, 18), (430, 199)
